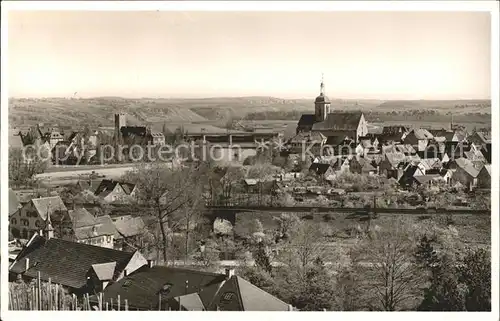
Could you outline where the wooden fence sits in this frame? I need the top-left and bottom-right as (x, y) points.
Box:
(8, 272), (130, 311)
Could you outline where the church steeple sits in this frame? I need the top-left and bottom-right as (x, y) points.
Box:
(320, 73), (325, 96)
(314, 73), (331, 122)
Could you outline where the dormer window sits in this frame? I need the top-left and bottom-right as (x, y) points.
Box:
(159, 283), (172, 295)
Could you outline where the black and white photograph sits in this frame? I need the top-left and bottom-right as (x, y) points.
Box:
(1, 1), (498, 315)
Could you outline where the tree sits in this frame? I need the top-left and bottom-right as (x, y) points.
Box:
(9, 146), (49, 188)
(414, 235), (440, 270)
(350, 217), (424, 311)
(272, 213), (300, 242)
(254, 241), (273, 273)
(276, 254), (337, 311)
(192, 238), (220, 268)
(418, 255), (466, 311)
(122, 163), (204, 264)
(278, 221), (327, 281)
(458, 248), (491, 311)
(218, 166), (245, 205)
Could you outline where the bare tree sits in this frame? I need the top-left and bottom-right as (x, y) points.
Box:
(122, 163), (205, 264)
(350, 217), (423, 311)
(278, 220), (327, 281)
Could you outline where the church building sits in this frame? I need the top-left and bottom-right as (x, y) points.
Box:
(296, 77), (368, 143)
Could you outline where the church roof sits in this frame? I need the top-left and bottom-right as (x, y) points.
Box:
(297, 114), (316, 128)
(312, 111), (363, 131)
(315, 94), (330, 103)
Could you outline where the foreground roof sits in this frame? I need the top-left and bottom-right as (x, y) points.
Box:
(209, 275), (291, 311)
(10, 236), (136, 289)
(93, 265), (227, 310)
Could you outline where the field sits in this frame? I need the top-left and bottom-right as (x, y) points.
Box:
(35, 165), (136, 186)
(9, 97), (491, 132)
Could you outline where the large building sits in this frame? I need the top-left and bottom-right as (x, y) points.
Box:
(296, 77), (368, 143)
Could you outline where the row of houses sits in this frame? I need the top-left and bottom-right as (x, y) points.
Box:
(285, 126), (491, 191)
(8, 227), (291, 311)
(8, 191), (145, 251)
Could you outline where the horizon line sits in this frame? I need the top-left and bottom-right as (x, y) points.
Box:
(8, 95), (492, 101)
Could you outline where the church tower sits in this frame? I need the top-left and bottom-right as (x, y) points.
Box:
(314, 74), (331, 122)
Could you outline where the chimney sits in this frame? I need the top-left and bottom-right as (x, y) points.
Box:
(39, 229), (43, 237)
(124, 269), (128, 277)
(225, 268), (234, 279)
(25, 258), (30, 272)
(147, 260), (155, 268)
(288, 304), (293, 311)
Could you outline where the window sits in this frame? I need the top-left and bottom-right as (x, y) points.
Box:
(35, 220), (41, 228)
(11, 218), (17, 225)
(28, 211), (38, 218)
(107, 235), (112, 243)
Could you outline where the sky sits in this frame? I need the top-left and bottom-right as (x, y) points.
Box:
(8, 11), (491, 99)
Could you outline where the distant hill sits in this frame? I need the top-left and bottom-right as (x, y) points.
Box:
(375, 100), (491, 113)
(8, 96), (491, 129)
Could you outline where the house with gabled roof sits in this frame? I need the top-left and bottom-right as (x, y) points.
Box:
(111, 215), (147, 251)
(463, 148), (486, 163)
(89, 266), (292, 311)
(9, 235), (147, 295)
(329, 156), (350, 173)
(477, 164), (491, 189)
(403, 129), (434, 152)
(450, 158), (480, 191)
(68, 208), (116, 249)
(481, 143), (491, 164)
(413, 174), (444, 188)
(468, 131), (491, 149)
(379, 152), (406, 179)
(398, 164), (425, 188)
(94, 180), (138, 203)
(9, 188), (22, 217)
(417, 158), (443, 175)
(287, 132), (325, 154)
(349, 157), (377, 175)
(208, 270), (291, 311)
(309, 163), (336, 181)
(9, 196), (68, 240)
